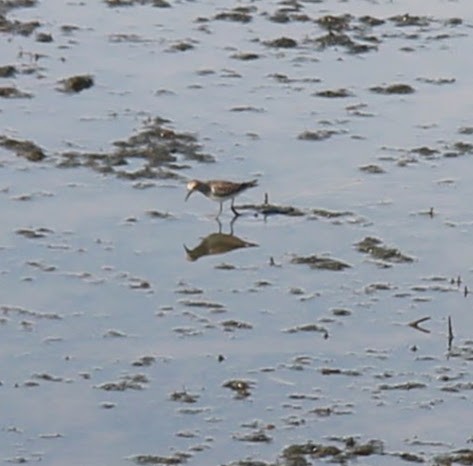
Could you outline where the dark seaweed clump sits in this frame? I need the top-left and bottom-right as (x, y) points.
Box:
(356, 237), (413, 263)
(265, 37), (298, 48)
(214, 7), (254, 23)
(359, 164), (385, 174)
(0, 65), (17, 77)
(282, 438), (384, 464)
(291, 254), (351, 271)
(316, 14), (352, 32)
(370, 83), (415, 95)
(0, 15), (40, 36)
(298, 129), (337, 141)
(105, 0), (171, 7)
(295, 13), (383, 54)
(315, 88), (352, 98)
(389, 13), (431, 27)
(0, 136), (45, 161)
(223, 379), (255, 399)
(130, 452), (190, 464)
(0, 86), (32, 98)
(58, 117), (214, 179)
(58, 74), (94, 93)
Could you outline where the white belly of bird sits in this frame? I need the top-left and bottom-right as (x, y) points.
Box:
(209, 192), (235, 203)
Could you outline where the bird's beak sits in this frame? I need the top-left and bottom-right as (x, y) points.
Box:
(185, 189), (193, 201)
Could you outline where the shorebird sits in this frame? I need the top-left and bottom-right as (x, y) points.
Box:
(185, 179), (258, 217)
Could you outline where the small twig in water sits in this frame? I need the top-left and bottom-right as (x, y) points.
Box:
(448, 315), (454, 351)
(408, 316), (431, 334)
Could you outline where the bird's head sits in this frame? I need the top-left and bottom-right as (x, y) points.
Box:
(185, 180), (199, 201)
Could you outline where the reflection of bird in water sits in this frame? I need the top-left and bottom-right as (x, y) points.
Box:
(185, 179), (258, 217)
(184, 218), (257, 261)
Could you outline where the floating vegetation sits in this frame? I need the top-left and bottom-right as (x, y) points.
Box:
(239, 191), (305, 217)
(170, 390), (199, 403)
(103, 329), (127, 338)
(316, 14), (352, 32)
(32, 372), (64, 382)
(220, 319), (253, 331)
(359, 15), (385, 27)
(315, 88), (353, 98)
(231, 51), (260, 60)
(179, 299), (225, 311)
(256, 203), (304, 216)
(291, 254), (351, 271)
(230, 105), (265, 113)
(0, 65), (17, 77)
(1, 305), (61, 320)
(389, 13), (431, 27)
(36, 31), (53, 42)
(0, 136), (45, 161)
(281, 438), (384, 464)
(15, 227), (52, 238)
(233, 429), (272, 443)
(223, 379), (255, 399)
(264, 36), (298, 48)
(105, 0), (171, 6)
(378, 382), (426, 390)
(356, 237), (414, 263)
(448, 141), (473, 156)
(309, 208), (354, 219)
(411, 146), (439, 158)
(298, 129), (338, 141)
(129, 453), (190, 465)
(57, 74), (94, 93)
(284, 323), (328, 335)
(0, 86), (32, 98)
(58, 117), (212, 179)
(319, 367), (361, 376)
(214, 262), (236, 270)
(168, 41), (195, 52)
(313, 32), (376, 53)
(0, 13), (40, 36)
(146, 210), (173, 219)
(96, 374), (149, 391)
(26, 260), (56, 272)
(132, 356), (156, 367)
(214, 9), (253, 23)
(370, 83), (415, 94)
(359, 164), (385, 174)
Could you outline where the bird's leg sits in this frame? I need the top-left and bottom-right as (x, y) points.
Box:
(231, 198), (240, 217)
(216, 201), (223, 218)
(230, 215), (237, 235)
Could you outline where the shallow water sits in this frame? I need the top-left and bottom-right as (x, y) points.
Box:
(2, 0), (473, 465)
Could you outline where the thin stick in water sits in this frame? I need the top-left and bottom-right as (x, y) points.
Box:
(448, 315), (454, 351)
